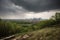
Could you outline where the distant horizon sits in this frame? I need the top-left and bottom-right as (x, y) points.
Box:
(0, 11), (56, 19)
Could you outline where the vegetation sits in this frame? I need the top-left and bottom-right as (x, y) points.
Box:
(23, 27), (60, 40)
(0, 12), (60, 39)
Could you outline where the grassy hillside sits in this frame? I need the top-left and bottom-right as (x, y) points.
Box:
(18, 26), (60, 40)
(28, 28), (60, 40)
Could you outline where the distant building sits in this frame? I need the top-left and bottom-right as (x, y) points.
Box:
(32, 18), (41, 23)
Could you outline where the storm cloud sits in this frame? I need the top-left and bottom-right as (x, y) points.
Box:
(12, 0), (60, 12)
(0, 0), (60, 13)
(0, 0), (28, 18)
(0, 0), (15, 13)
(0, 0), (60, 19)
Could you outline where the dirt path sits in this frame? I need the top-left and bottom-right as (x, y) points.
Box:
(11, 34), (33, 40)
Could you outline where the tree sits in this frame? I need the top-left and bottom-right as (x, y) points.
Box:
(0, 18), (2, 21)
(55, 13), (60, 20)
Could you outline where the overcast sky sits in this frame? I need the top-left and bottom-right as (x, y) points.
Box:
(0, 0), (60, 19)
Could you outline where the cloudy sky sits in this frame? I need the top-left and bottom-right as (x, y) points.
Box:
(0, 0), (60, 19)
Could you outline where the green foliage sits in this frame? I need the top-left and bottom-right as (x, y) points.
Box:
(0, 21), (21, 38)
(0, 12), (60, 38)
(0, 20), (34, 38)
(23, 27), (60, 40)
(36, 13), (60, 29)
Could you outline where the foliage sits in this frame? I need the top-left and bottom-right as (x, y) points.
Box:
(23, 27), (60, 40)
(0, 12), (60, 38)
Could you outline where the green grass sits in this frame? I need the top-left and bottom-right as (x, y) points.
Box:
(16, 26), (60, 40)
(26, 27), (60, 40)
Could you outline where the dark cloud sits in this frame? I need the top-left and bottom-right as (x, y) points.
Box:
(0, 0), (14, 12)
(0, 0), (60, 19)
(0, 0), (17, 15)
(11, 0), (60, 12)
(0, 0), (27, 16)
(0, 0), (60, 18)
(0, 0), (60, 14)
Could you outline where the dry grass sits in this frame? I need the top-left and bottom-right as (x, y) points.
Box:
(25, 27), (60, 40)
(15, 27), (60, 40)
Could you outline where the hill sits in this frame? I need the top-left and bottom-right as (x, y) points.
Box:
(16, 25), (60, 40)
